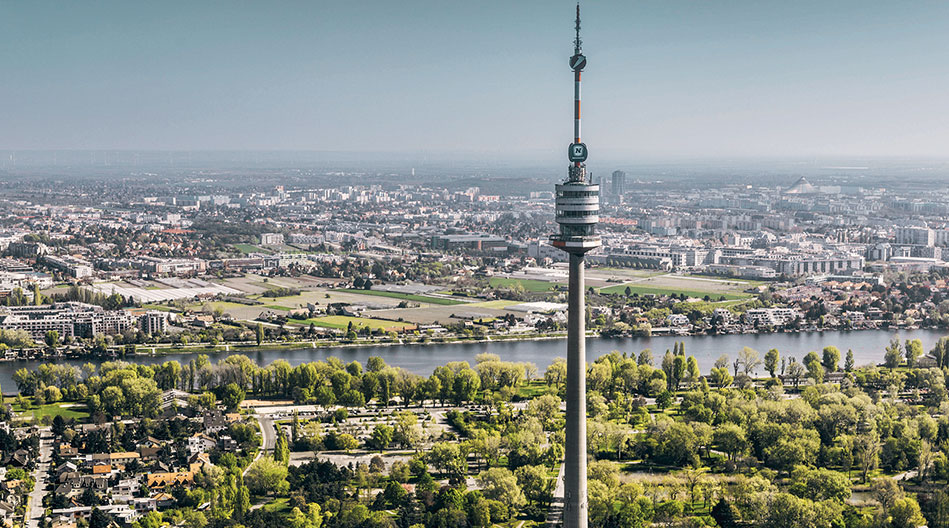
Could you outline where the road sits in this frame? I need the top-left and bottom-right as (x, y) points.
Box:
(26, 428), (52, 528)
(244, 414), (275, 477)
(545, 462), (565, 527)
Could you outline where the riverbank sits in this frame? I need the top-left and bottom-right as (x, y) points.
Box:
(1, 327), (945, 387)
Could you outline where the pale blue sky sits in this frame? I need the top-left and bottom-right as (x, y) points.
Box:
(2, 1), (949, 158)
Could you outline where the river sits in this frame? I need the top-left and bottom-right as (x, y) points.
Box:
(1, 328), (946, 392)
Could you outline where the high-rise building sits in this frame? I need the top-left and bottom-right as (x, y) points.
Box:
(549, 6), (600, 527)
(611, 170), (626, 196)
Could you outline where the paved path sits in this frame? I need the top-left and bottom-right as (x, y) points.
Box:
(545, 462), (566, 527)
(244, 414), (275, 476)
(26, 429), (52, 528)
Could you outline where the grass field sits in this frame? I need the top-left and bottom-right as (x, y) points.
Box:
(337, 288), (466, 305)
(465, 299), (521, 309)
(599, 283), (751, 300)
(14, 402), (90, 421)
(263, 305), (293, 311)
(234, 243), (268, 254)
(301, 315), (416, 331)
(488, 277), (561, 292)
(598, 273), (756, 300)
(142, 304), (175, 312)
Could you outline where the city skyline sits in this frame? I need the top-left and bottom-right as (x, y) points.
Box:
(3, 1), (949, 158)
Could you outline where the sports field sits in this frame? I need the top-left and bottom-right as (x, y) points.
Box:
(488, 277), (560, 292)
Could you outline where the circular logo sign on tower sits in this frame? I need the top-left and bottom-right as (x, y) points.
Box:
(568, 142), (588, 163)
(569, 54), (587, 71)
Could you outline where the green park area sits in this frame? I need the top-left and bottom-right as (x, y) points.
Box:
(13, 402), (90, 421)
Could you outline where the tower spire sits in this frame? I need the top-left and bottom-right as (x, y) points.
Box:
(574, 3), (582, 55)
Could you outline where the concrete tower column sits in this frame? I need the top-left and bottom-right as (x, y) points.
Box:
(564, 251), (587, 528)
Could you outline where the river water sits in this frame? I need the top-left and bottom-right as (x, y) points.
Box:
(1, 328), (946, 392)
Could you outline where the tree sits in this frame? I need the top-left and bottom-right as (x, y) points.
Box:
(870, 478), (902, 512)
(477, 468), (526, 509)
(219, 382), (245, 411)
(904, 339), (923, 368)
(369, 424), (393, 451)
(889, 497), (926, 528)
(336, 433), (359, 452)
(884, 338), (902, 369)
(844, 349), (855, 372)
(45, 330), (60, 351)
(244, 456), (289, 495)
(274, 432), (290, 465)
(711, 499), (739, 528)
(805, 356), (824, 384)
(821, 346), (840, 373)
(428, 443), (465, 478)
(738, 347), (761, 376)
(90, 508), (114, 528)
(765, 349), (780, 378)
(710, 367), (732, 388)
(786, 361), (806, 388)
(515, 465), (550, 507)
(287, 504), (323, 528)
(256, 323), (264, 346)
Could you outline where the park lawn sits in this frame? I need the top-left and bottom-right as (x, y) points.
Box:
(263, 305), (293, 311)
(488, 277), (560, 292)
(14, 402), (90, 421)
(517, 380), (551, 399)
(301, 315), (416, 332)
(261, 497), (290, 514)
(336, 288), (465, 305)
(598, 283), (751, 300)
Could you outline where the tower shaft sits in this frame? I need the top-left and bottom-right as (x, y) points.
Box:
(564, 252), (588, 528)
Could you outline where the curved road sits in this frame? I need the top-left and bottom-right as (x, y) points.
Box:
(244, 414), (275, 476)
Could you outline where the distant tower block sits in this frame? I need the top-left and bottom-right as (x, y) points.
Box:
(549, 5), (600, 528)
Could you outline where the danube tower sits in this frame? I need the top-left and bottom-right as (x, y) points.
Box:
(550, 4), (600, 528)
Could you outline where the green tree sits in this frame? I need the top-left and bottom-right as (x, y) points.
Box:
(765, 349), (780, 378)
(889, 497), (926, 528)
(884, 338), (903, 369)
(477, 468), (526, 510)
(369, 424), (393, 451)
(274, 431), (290, 465)
(904, 339), (923, 368)
(244, 456), (289, 495)
(821, 346), (840, 373)
(219, 382), (245, 411)
(255, 323), (264, 346)
(844, 349), (855, 372)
